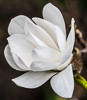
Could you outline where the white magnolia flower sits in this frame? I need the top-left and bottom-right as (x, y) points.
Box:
(4, 3), (75, 98)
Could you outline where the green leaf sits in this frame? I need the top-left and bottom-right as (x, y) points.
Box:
(74, 74), (87, 90)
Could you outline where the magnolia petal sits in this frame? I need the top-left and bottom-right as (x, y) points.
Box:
(12, 53), (30, 70)
(7, 34), (35, 54)
(43, 3), (66, 36)
(25, 18), (58, 50)
(32, 17), (58, 45)
(24, 18), (34, 34)
(67, 18), (75, 49)
(11, 49), (33, 69)
(57, 54), (73, 70)
(26, 31), (48, 47)
(50, 64), (74, 98)
(32, 47), (61, 62)
(57, 46), (72, 70)
(8, 15), (30, 35)
(30, 61), (59, 71)
(4, 45), (24, 71)
(54, 25), (66, 55)
(7, 34), (35, 69)
(16, 53), (33, 68)
(12, 71), (57, 88)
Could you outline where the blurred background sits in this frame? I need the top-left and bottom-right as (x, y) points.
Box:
(0, 0), (87, 100)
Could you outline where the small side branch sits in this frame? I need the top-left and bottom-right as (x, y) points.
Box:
(75, 29), (87, 54)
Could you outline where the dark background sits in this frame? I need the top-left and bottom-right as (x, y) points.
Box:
(0, 0), (87, 100)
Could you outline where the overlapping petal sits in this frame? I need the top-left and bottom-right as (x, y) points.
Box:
(57, 18), (75, 70)
(50, 64), (74, 98)
(43, 3), (66, 37)
(7, 34), (35, 54)
(12, 71), (57, 88)
(4, 45), (24, 71)
(24, 18), (58, 50)
(26, 31), (48, 47)
(32, 17), (58, 45)
(57, 46), (73, 70)
(54, 25), (66, 55)
(32, 47), (61, 62)
(67, 18), (75, 49)
(7, 34), (35, 69)
(11, 53), (30, 70)
(57, 54), (73, 70)
(8, 15), (31, 35)
(30, 61), (59, 71)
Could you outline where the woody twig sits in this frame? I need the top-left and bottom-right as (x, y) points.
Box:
(75, 29), (87, 54)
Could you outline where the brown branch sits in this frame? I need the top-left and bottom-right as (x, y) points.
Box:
(75, 29), (87, 54)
